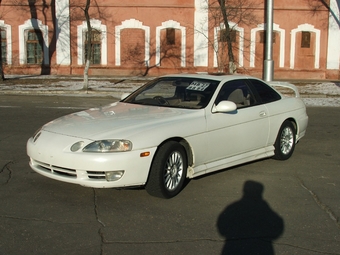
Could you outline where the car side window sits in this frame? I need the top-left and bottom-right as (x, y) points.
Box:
(249, 79), (281, 104)
(215, 80), (255, 108)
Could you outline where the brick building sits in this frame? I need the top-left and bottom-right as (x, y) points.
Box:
(0, 0), (339, 79)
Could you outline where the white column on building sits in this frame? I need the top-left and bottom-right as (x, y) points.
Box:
(56, 0), (71, 65)
(326, 0), (340, 70)
(194, 0), (209, 67)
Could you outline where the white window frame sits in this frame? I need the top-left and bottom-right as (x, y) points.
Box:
(250, 23), (285, 68)
(290, 24), (320, 69)
(77, 19), (107, 65)
(115, 19), (150, 66)
(19, 19), (49, 65)
(0, 20), (12, 65)
(156, 20), (186, 67)
(214, 22), (244, 68)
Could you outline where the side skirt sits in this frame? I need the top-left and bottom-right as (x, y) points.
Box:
(188, 146), (275, 178)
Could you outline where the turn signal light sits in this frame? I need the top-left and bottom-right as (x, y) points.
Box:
(140, 152), (150, 157)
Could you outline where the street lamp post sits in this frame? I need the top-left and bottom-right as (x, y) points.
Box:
(263, 0), (274, 81)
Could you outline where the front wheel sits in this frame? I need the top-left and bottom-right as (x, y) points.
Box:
(273, 120), (296, 160)
(146, 141), (187, 198)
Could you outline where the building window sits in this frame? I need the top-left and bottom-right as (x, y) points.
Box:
(220, 29), (236, 43)
(301, 31), (311, 48)
(166, 28), (175, 45)
(26, 30), (43, 64)
(84, 30), (101, 64)
(1, 28), (7, 64)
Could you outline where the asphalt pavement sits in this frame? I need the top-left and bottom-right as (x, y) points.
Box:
(0, 76), (338, 255)
(0, 96), (339, 255)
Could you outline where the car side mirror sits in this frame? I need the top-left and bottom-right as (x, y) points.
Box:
(212, 101), (237, 113)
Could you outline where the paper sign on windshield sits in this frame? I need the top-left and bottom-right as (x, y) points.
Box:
(186, 81), (210, 91)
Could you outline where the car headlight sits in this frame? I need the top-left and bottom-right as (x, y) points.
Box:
(82, 140), (132, 153)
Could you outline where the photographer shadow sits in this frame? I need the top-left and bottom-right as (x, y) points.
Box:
(217, 180), (284, 255)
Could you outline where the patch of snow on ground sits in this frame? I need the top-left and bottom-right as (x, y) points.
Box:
(302, 98), (340, 107)
(298, 82), (340, 96)
(1, 77), (340, 107)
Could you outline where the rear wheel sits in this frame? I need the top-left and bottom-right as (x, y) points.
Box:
(273, 120), (296, 160)
(146, 141), (187, 198)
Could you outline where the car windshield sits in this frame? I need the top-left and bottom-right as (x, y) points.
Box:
(122, 77), (219, 109)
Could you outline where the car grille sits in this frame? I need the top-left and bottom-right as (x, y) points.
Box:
(32, 160), (106, 180)
(87, 171), (106, 179)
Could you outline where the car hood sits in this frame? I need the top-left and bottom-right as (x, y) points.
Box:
(42, 102), (204, 140)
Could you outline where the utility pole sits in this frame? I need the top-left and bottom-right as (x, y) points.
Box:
(263, 0), (274, 81)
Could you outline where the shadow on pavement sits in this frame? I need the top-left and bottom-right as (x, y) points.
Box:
(217, 180), (284, 255)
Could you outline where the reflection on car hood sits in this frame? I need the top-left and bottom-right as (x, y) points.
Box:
(42, 102), (202, 140)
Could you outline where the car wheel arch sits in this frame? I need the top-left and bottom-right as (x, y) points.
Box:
(145, 138), (191, 198)
(147, 137), (193, 182)
(273, 118), (297, 160)
(154, 137), (193, 166)
(285, 118), (298, 136)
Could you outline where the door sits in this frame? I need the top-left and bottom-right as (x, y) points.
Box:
(205, 79), (270, 164)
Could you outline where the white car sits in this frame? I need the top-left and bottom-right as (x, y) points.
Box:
(27, 74), (308, 198)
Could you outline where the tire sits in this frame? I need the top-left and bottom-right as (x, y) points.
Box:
(146, 141), (187, 198)
(273, 120), (296, 160)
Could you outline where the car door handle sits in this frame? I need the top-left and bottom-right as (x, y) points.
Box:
(259, 111), (267, 117)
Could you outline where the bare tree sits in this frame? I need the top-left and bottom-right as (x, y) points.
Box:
(82, 0), (92, 90)
(8, 0), (58, 75)
(70, 0), (112, 90)
(217, 0), (235, 74)
(306, 0), (340, 28)
(0, 0), (15, 81)
(122, 37), (185, 76)
(9, 0), (110, 89)
(205, 0), (260, 74)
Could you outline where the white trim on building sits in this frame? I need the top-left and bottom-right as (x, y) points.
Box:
(326, 0), (340, 70)
(213, 22), (244, 68)
(156, 20), (186, 67)
(250, 23), (285, 68)
(290, 23), (320, 69)
(115, 19), (150, 66)
(77, 19), (107, 65)
(18, 19), (49, 65)
(0, 20), (12, 65)
(56, 0), (71, 65)
(194, 0), (209, 67)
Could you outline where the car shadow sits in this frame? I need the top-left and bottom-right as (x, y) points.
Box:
(217, 180), (284, 255)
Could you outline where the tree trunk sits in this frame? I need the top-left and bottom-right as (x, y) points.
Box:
(83, 0), (92, 91)
(218, 0), (236, 74)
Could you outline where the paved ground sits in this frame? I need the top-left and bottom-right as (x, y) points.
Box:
(0, 95), (339, 255)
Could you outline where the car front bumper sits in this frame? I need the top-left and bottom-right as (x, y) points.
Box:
(27, 134), (157, 188)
